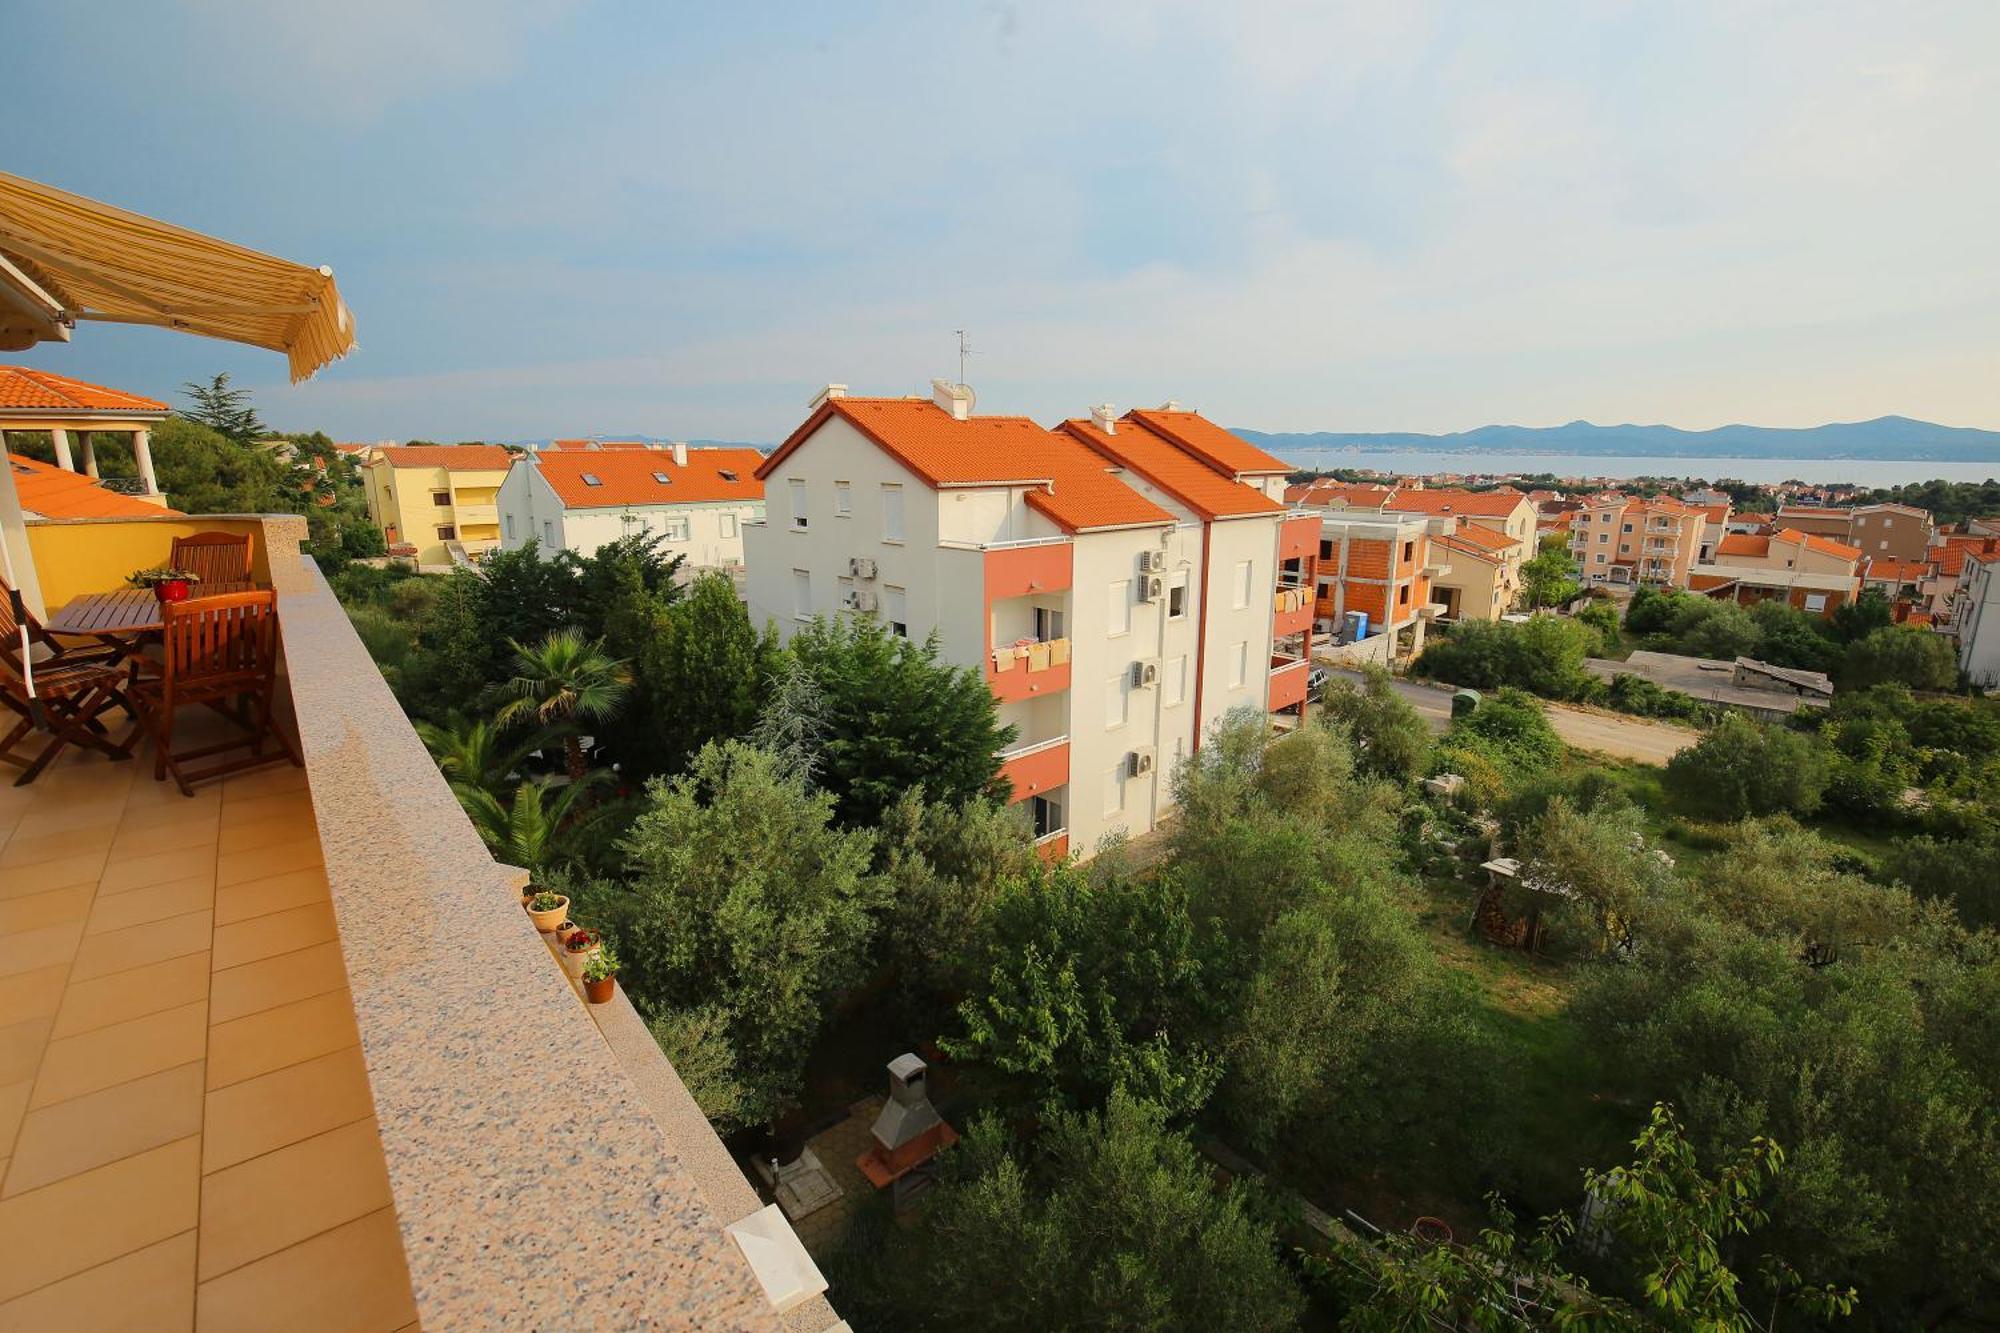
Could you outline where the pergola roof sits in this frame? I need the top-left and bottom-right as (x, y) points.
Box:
(0, 172), (355, 382)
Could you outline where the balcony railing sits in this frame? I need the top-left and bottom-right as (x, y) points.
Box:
(999, 733), (1070, 803)
(989, 637), (1072, 701)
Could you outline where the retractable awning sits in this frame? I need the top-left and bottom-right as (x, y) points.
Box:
(0, 171), (355, 382)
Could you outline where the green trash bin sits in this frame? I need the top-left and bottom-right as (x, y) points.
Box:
(1451, 688), (1481, 719)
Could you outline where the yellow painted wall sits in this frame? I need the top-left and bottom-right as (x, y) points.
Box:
(26, 517), (279, 610)
(364, 464), (509, 566)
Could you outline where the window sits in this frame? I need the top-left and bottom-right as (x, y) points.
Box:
(504, 514), (515, 541)
(1108, 579), (1132, 635)
(1233, 560), (1253, 609)
(1034, 606), (1065, 640)
(1595, 553), (1606, 564)
(721, 512), (739, 538)
(835, 481), (852, 515)
(1879, 540), (1889, 550)
(1167, 655), (1188, 706)
(543, 520), (555, 547)
(1803, 593), (1828, 613)
(652, 471), (672, 484)
(1103, 764), (1125, 815)
(664, 516), (690, 541)
(1598, 532), (1609, 543)
(885, 585), (908, 637)
(1167, 572), (1188, 619)
(719, 469), (739, 483)
(1399, 583), (1411, 606)
(1031, 793), (1063, 839)
(881, 483), (904, 541)
(792, 569), (812, 618)
(431, 491), (451, 508)
(1622, 522), (1633, 532)
(436, 525), (456, 541)
(582, 473), (602, 487)
(1229, 641), (1247, 688)
(790, 479), (808, 529)
(1106, 674), (1128, 728)
(1319, 539), (1334, 560)
(1401, 540), (1414, 562)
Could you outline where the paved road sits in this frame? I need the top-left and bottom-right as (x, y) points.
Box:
(1326, 669), (1696, 766)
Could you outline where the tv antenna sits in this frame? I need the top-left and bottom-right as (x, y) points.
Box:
(954, 329), (976, 389)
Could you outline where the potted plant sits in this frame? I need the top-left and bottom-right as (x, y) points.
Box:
(554, 919), (583, 948)
(128, 566), (203, 604)
(525, 890), (569, 933)
(560, 927), (601, 981)
(582, 944), (620, 1004)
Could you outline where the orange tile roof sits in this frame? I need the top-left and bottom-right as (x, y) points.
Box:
(1777, 505), (1848, 519)
(549, 439), (657, 452)
(533, 448), (766, 509)
(1692, 502), (1731, 522)
(1381, 488), (1528, 518)
(0, 366), (169, 415)
(1057, 417), (1282, 521)
(1716, 533), (1771, 558)
(1863, 558), (1929, 583)
(1444, 521), (1520, 552)
(369, 444), (514, 472)
(1774, 527), (1862, 561)
(7, 452), (183, 518)
(760, 397), (1173, 533)
(1435, 531), (1504, 565)
(1688, 572), (1740, 592)
(1123, 408), (1290, 476)
(1293, 482), (1396, 508)
(1933, 536), (2000, 576)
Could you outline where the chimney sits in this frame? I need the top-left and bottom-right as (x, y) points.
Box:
(1090, 403), (1117, 436)
(869, 1053), (943, 1156)
(671, 441), (688, 467)
(809, 383), (848, 411)
(931, 378), (973, 421)
(1156, 399), (1181, 412)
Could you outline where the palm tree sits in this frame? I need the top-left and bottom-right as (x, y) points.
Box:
(494, 631), (631, 782)
(416, 713), (546, 797)
(454, 775), (612, 872)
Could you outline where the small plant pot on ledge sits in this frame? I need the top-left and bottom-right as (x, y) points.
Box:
(581, 944), (621, 1004)
(583, 974), (616, 1004)
(554, 920), (583, 949)
(525, 892), (569, 933)
(560, 930), (601, 981)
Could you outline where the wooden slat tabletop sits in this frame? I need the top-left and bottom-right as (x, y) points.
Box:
(46, 583), (261, 638)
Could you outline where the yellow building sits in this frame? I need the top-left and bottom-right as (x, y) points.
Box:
(362, 444), (514, 568)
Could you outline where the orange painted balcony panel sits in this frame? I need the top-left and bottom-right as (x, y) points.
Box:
(1268, 656), (1310, 712)
(989, 649), (1071, 703)
(999, 736), (1069, 803)
(1272, 585), (1313, 638)
(985, 538), (1073, 599)
(1278, 512), (1321, 562)
(1035, 832), (1070, 863)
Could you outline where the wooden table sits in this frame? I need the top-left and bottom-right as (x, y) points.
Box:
(45, 584), (261, 657)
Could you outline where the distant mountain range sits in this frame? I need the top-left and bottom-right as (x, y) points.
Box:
(1233, 416), (2000, 463)
(498, 436), (764, 452)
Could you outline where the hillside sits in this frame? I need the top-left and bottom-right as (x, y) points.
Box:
(1233, 415), (2000, 463)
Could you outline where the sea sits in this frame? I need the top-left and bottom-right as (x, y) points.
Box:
(1274, 451), (2000, 488)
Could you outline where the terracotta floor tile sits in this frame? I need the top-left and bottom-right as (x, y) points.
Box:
(0, 881), (94, 934)
(218, 787), (313, 824)
(87, 875), (216, 936)
(106, 817), (221, 863)
(219, 764), (310, 803)
(0, 821), (120, 869)
(0, 1136), (200, 1303)
(123, 777), (222, 815)
(30, 1000), (207, 1109)
(0, 1080), (29, 1152)
(0, 1230), (196, 1332)
(212, 865), (328, 927)
(209, 901), (336, 972)
(7, 798), (135, 842)
(113, 791), (221, 832)
(54, 951), (212, 1040)
(194, 1206), (413, 1333)
(0, 919), (84, 979)
(69, 909), (213, 982)
(98, 845), (219, 896)
(197, 1118), (393, 1280)
(201, 1044), (375, 1173)
(206, 990), (359, 1091)
(208, 941), (348, 1025)
(0, 964), (66, 1024)
(215, 806), (315, 857)
(7, 1062), (204, 1197)
(0, 1015), (52, 1086)
(0, 852), (107, 899)
(214, 837), (323, 889)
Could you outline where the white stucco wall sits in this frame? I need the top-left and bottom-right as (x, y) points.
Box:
(499, 460), (762, 568)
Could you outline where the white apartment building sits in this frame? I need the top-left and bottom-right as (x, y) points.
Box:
(744, 381), (1317, 859)
(497, 443), (766, 568)
(1951, 545), (2000, 688)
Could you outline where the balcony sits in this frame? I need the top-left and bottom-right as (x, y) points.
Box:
(1267, 655), (1310, 713)
(974, 535), (1073, 599)
(450, 502), (499, 526)
(1278, 512), (1321, 562)
(989, 636), (1071, 703)
(1271, 583), (1313, 638)
(3, 513), (828, 1330)
(998, 734), (1069, 802)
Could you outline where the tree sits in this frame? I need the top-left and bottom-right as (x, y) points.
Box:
(478, 545), (580, 652)
(875, 790), (1038, 1010)
(788, 616), (1014, 826)
(1519, 536), (1583, 610)
(646, 1005), (750, 1131)
(1883, 833), (2000, 929)
(148, 416), (291, 513)
(180, 372), (266, 444)
(637, 572), (782, 778)
(1840, 625), (1956, 691)
(416, 713), (545, 797)
(455, 776), (612, 873)
(1664, 714), (1829, 819)
(1413, 617), (1595, 699)
(1574, 597), (1622, 656)
(837, 1089), (1305, 1332)
(1745, 600), (1840, 673)
(1829, 587), (1893, 644)
(1315, 665), (1432, 782)
(1670, 599), (1762, 661)
(495, 630), (632, 782)
(1625, 585), (1695, 635)
(606, 742), (885, 1125)
(1446, 687), (1565, 771)
(1519, 796), (1676, 952)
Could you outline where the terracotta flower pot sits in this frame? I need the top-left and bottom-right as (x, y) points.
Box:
(153, 580), (192, 604)
(560, 932), (600, 980)
(526, 895), (569, 933)
(554, 921), (582, 948)
(584, 974), (616, 1004)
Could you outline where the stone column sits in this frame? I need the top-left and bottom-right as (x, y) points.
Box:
(79, 433), (98, 478)
(50, 426), (74, 473)
(131, 428), (159, 496)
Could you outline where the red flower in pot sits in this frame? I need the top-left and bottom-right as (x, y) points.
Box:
(128, 567), (203, 604)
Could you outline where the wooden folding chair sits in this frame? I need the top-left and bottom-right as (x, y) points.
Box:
(131, 589), (302, 796)
(1, 590), (138, 785)
(168, 531), (253, 586)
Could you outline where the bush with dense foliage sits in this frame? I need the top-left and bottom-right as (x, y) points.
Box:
(1314, 665), (1432, 782)
(1664, 713), (1829, 819)
(1413, 617), (1595, 698)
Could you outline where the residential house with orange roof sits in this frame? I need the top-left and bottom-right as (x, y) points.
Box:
(1692, 527), (1862, 617)
(6, 450), (185, 519)
(362, 443), (514, 568)
(1569, 493), (1707, 588)
(745, 382), (1306, 857)
(498, 442), (765, 568)
(0, 365), (171, 506)
(1777, 502), (1934, 561)
(1923, 534), (2000, 624)
(1951, 543), (2000, 687)
(1298, 484), (1529, 624)
(1430, 521), (1524, 620)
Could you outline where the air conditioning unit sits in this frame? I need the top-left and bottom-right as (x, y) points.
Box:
(1128, 747), (1156, 777)
(845, 589), (879, 613)
(1141, 549), (1166, 573)
(848, 557), (878, 579)
(1130, 659), (1160, 688)
(1137, 575), (1164, 602)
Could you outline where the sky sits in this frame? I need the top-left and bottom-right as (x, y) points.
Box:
(7, 1), (1999, 443)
